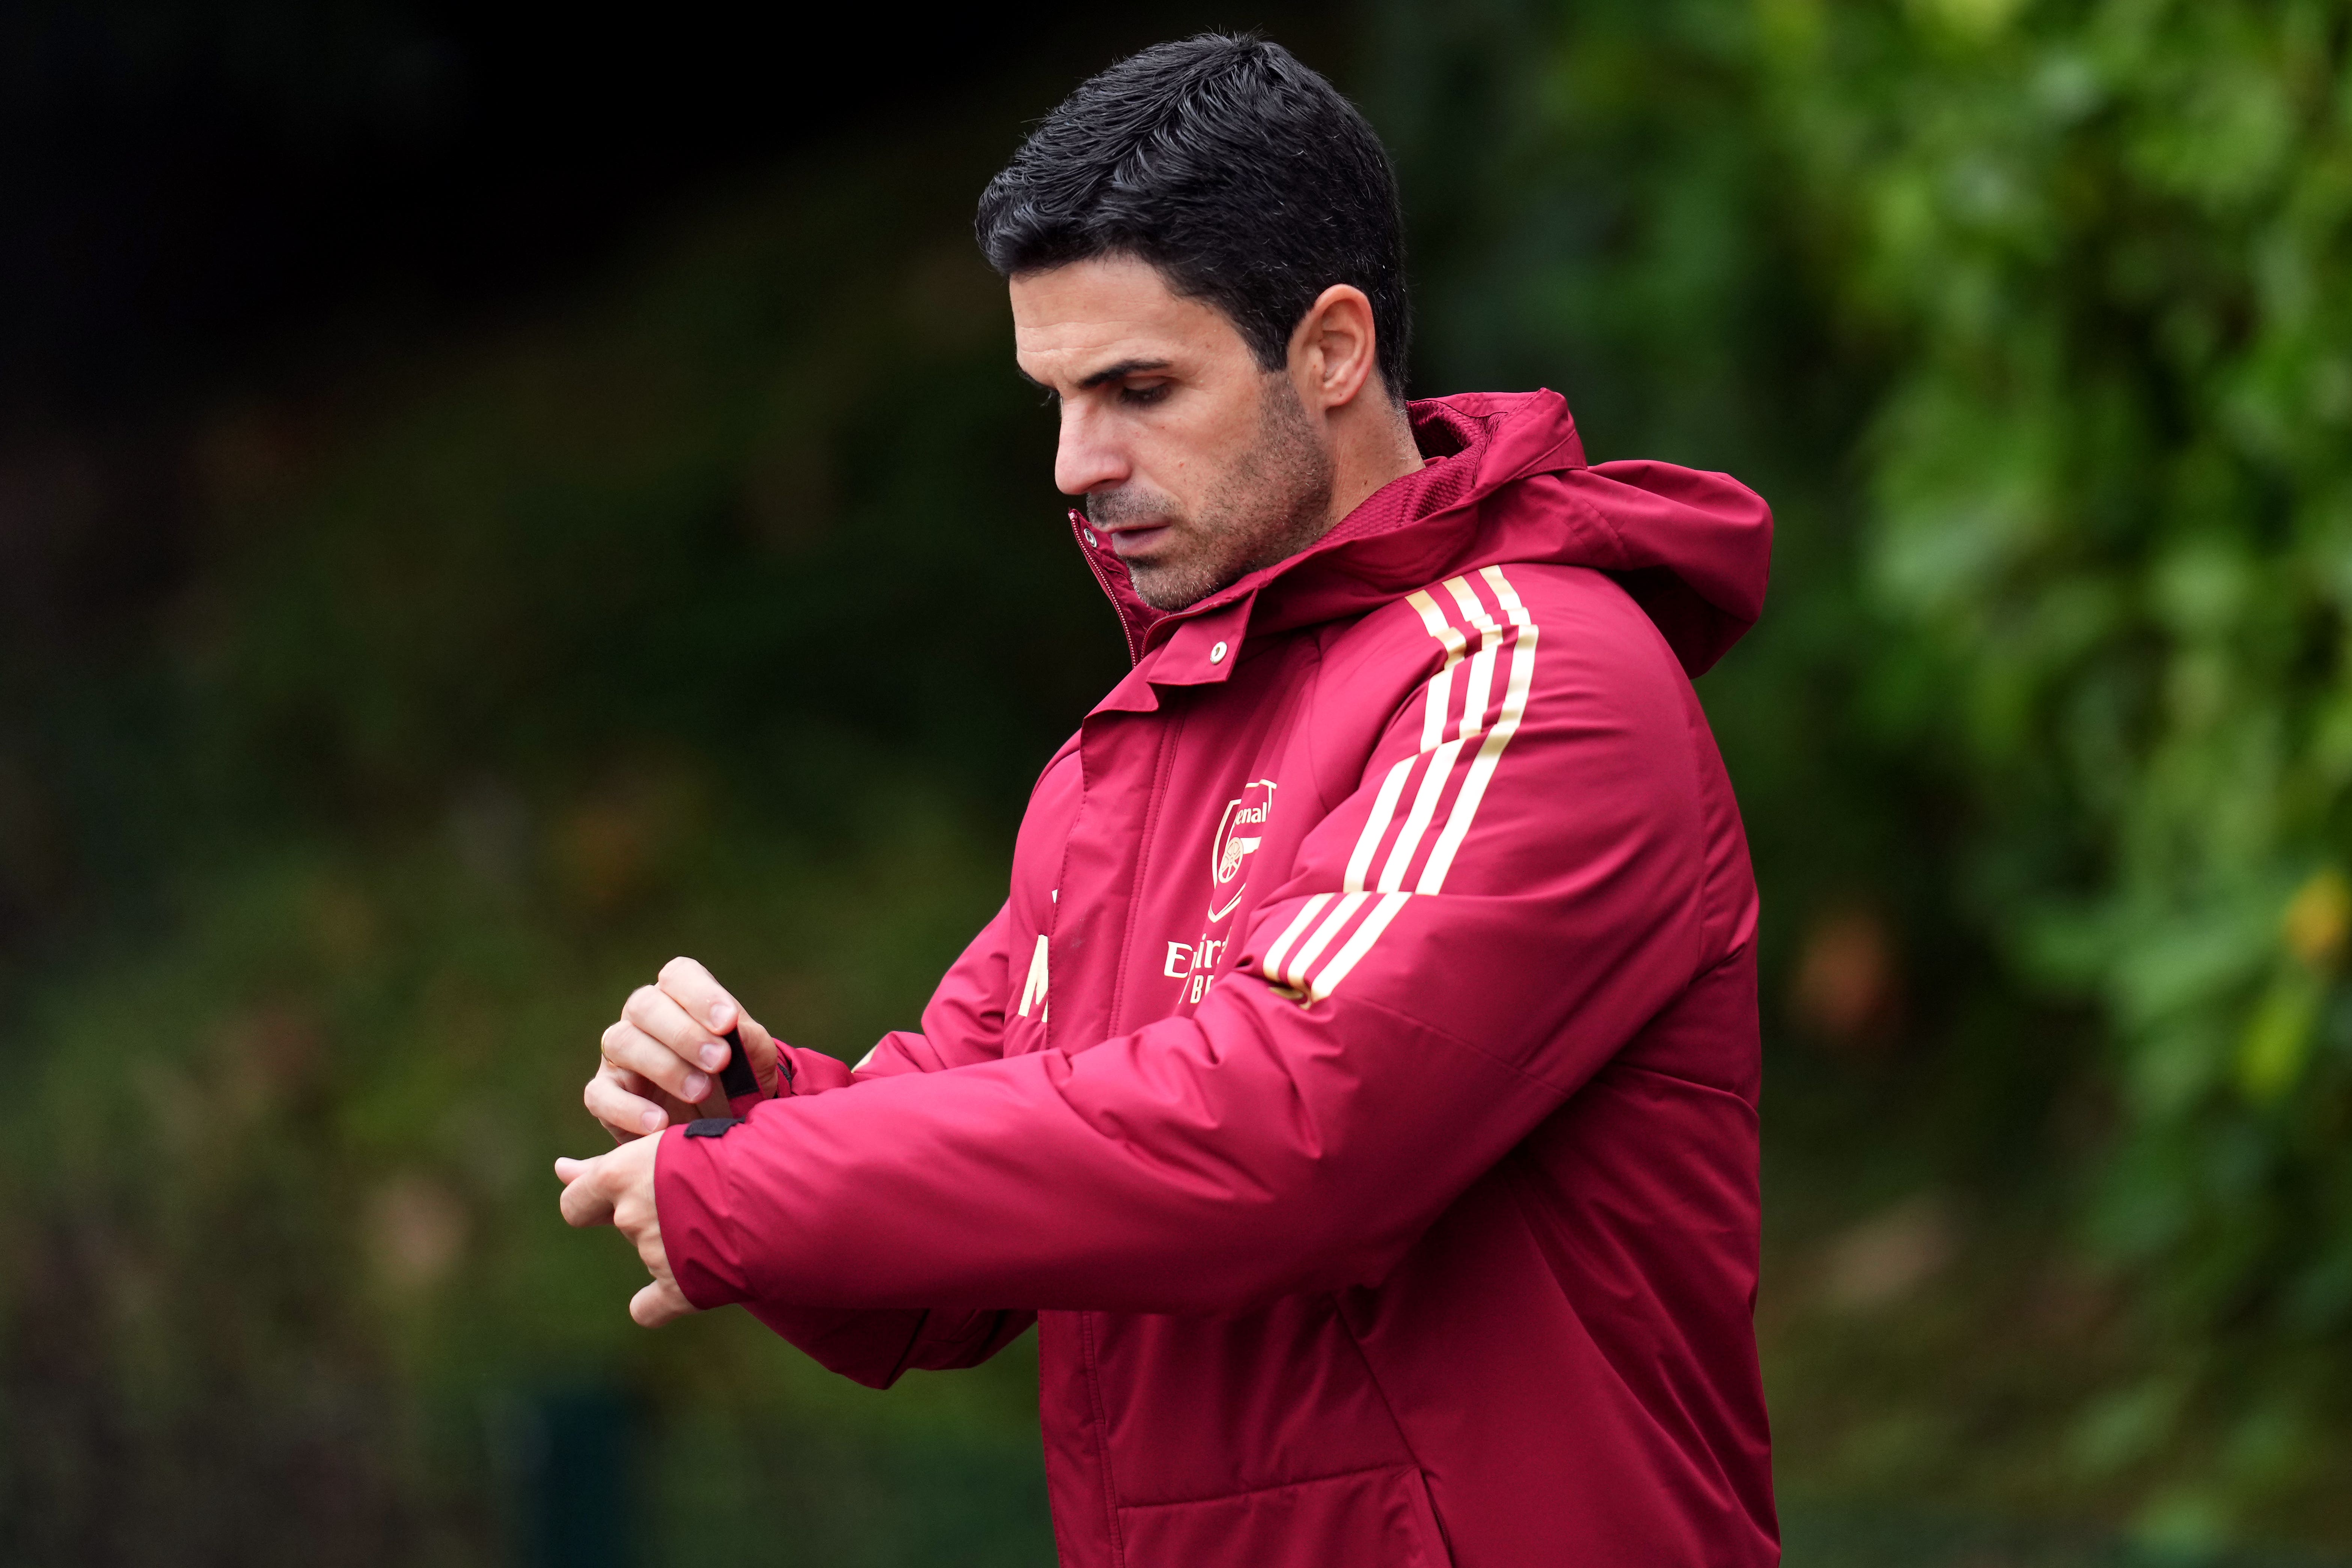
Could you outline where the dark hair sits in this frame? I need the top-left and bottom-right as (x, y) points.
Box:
(976, 34), (1410, 401)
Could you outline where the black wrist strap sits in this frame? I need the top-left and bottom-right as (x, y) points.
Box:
(716, 1025), (764, 1104)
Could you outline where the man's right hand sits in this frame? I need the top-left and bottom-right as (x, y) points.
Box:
(585, 956), (781, 1141)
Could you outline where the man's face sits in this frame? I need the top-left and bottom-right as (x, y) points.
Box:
(1012, 255), (1335, 611)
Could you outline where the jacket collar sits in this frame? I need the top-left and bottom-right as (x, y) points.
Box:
(1071, 392), (1589, 690)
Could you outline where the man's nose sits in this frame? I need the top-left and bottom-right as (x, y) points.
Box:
(1053, 404), (1129, 497)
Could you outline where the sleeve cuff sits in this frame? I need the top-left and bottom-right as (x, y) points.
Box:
(655, 1121), (752, 1310)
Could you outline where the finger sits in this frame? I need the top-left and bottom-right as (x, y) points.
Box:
(602, 1017), (713, 1104)
(630, 1277), (699, 1328)
(731, 1011), (782, 1097)
(625, 1216), (670, 1278)
(585, 1081), (663, 1142)
(644, 965), (783, 1099)
(618, 1063), (701, 1125)
(692, 1082), (733, 1123)
(622, 984), (734, 1077)
(684, 1017), (777, 1108)
(585, 1066), (671, 1139)
(556, 1157), (619, 1227)
(655, 956), (742, 1040)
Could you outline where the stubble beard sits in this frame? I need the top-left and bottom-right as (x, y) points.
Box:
(1090, 374), (1336, 613)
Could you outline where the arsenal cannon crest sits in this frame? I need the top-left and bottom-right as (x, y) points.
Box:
(1208, 779), (1277, 923)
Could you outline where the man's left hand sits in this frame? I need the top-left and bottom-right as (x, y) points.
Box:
(555, 1136), (701, 1327)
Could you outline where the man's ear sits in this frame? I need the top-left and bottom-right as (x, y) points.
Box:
(1291, 284), (1379, 413)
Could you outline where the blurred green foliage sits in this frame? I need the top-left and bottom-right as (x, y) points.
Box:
(5, 2), (2352, 1562)
(1377, 0), (2352, 1544)
(0, 103), (1094, 1564)
(1773, 0), (2352, 1532)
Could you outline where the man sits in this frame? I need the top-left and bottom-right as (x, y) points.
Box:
(558, 33), (1777, 1566)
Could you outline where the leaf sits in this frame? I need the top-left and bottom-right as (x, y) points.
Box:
(2237, 966), (2322, 1104)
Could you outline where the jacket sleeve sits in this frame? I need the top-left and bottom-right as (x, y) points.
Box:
(660, 567), (1750, 1315)
(846, 899), (1020, 1080)
(731, 899), (1036, 1384)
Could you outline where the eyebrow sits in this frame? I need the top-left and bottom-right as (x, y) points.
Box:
(1079, 357), (1171, 390)
(1018, 357), (1174, 393)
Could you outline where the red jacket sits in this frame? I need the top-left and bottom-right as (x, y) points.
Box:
(657, 390), (1778, 1566)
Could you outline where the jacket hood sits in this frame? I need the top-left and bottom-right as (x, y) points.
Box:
(1073, 389), (1773, 678)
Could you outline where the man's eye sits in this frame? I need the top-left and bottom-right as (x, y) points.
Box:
(1121, 382), (1172, 407)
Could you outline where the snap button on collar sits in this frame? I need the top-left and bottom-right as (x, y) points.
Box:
(1210, 641), (1228, 664)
